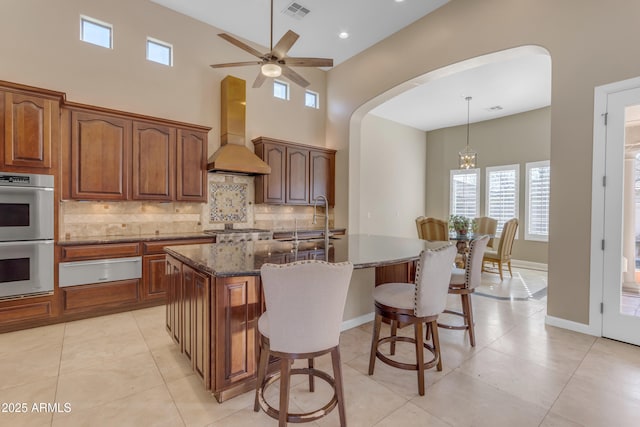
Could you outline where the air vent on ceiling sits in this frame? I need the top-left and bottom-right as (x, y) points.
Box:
(486, 105), (504, 112)
(283, 1), (310, 19)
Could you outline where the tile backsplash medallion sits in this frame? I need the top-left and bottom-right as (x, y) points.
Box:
(59, 173), (334, 239)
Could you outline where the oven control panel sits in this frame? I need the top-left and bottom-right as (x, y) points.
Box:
(0, 174), (31, 184)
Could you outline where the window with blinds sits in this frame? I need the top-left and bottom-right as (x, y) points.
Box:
(450, 168), (480, 219)
(486, 164), (519, 236)
(525, 161), (550, 241)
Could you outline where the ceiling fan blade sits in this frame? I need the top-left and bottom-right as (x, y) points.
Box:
(280, 65), (310, 88)
(218, 33), (265, 59)
(252, 71), (267, 88)
(284, 57), (334, 67)
(210, 61), (263, 69)
(272, 30), (299, 59)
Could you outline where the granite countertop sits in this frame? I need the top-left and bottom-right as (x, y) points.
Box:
(165, 234), (451, 277)
(57, 232), (214, 246)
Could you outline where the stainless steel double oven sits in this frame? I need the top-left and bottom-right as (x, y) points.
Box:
(0, 172), (54, 299)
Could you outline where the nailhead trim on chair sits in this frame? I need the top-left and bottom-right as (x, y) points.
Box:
(413, 243), (455, 317)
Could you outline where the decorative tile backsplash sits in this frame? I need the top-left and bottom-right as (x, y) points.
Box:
(209, 181), (247, 223)
(59, 173), (334, 239)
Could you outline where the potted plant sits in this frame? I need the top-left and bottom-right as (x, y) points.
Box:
(449, 215), (473, 236)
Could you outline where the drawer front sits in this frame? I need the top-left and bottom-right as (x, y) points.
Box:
(143, 238), (214, 254)
(60, 243), (140, 261)
(62, 279), (140, 312)
(59, 256), (142, 287)
(0, 301), (52, 323)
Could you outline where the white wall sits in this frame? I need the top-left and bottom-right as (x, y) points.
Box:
(360, 114), (427, 238)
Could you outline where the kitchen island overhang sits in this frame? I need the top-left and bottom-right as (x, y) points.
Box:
(164, 234), (451, 402)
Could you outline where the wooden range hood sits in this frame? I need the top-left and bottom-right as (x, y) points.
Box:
(207, 76), (271, 175)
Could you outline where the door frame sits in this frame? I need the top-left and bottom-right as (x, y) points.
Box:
(590, 75), (640, 338)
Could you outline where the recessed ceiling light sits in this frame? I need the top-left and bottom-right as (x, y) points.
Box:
(394, 0), (405, 3)
(338, 31), (349, 39)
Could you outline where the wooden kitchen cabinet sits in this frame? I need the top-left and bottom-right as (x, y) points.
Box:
(166, 254), (183, 345)
(183, 265), (211, 390)
(253, 139), (286, 204)
(253, 136), (335, 206)
(62, 103), (210, 202)
(165, 254), (261, 400)
(142, 238), (214, 302)
(1, 91), (59, 170)
(286, 146), (310, 205)
(69, 110), (131, 200)
(177, 129), (208, 202)
(213, 275), (259, 395)
(310, 149), (335, 206)
(132, 121), (175, 201)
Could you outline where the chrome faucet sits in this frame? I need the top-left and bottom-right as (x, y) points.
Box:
(312, 195), (331, 244)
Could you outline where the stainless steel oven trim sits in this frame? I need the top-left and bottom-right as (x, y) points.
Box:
(0, 173), (54, 242)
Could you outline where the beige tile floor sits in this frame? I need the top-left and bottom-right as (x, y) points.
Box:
(1, 268), (639, 426)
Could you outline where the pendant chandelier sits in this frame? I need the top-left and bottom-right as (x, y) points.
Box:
(458, 96), (477, 169)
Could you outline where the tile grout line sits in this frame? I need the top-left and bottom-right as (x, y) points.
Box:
(50, 321), (67, 427)
(132, 308), (189, 427)
(536, 335), (599, 426)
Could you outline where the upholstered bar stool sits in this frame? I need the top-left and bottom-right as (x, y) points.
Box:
(438, 235), (489, 347)
(255, 260), (354, 427)
(368, 245), (457, 396)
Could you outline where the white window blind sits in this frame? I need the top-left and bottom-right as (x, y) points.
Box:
(450, 169), (480, 219)
(486, 164), (519, 235)
(525, 161), (550, 241)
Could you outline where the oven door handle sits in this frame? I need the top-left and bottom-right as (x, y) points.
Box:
(0, 240), (54, 246)
(0, 185), (53, 192)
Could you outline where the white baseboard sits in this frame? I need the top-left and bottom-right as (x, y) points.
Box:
(341, 312), (374, 331)
(511, 259), (548, 271)
(545, 314), (601, 337)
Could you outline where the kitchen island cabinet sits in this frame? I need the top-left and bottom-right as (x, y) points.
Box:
(164, 234), (448, 402)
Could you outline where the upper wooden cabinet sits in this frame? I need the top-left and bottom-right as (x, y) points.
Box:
(0, 83), (63, 172)
(176, 129), (208, 202)
(70, 111), (131, 200)
(62, 103), (210, 202)
(133, 121), (175, 201)
(253, 137), (336, 206)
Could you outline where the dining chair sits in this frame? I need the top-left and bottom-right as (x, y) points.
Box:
(474, 216), (497, 248)
(255, 260), (354, 427)
(368, 245), (457, 396)
(438, 235), (489, 347)
(482, 218), (518, 280)
(415, 216), (449, 241)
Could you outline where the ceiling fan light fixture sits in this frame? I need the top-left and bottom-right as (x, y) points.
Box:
(261, 63), (282, 77)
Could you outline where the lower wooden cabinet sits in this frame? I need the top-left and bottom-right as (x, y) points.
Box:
(61, 279), (140, 313)
(165, 255), (261, 401)
(214, 275), (259, 393)
(166, 255), (183, 345)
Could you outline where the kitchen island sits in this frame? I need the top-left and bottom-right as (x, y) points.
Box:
(164, 234), (450, 402)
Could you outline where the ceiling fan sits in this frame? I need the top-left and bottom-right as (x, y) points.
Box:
(210, 0), (333, 88)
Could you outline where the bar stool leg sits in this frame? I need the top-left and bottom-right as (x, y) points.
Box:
(279, 358), (291, 427)
(390, 320), (397, 355)
(254, 339), (270, 412)
(368, 314), (382, 375)
(308, 358), (315, 392)
(461, 293), (476, 347)
(430, 320), (443, 371)
(414, 321), (425, 396)
(331, 347), (347, 427)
